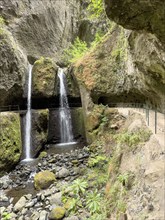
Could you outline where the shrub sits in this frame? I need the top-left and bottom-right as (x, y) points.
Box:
(88, 155), (108, 167)
(86, 190), (101, 214)
(87, 0), (105, 19)
(63, 37), (88, 64)
(70, 178), (88, 195)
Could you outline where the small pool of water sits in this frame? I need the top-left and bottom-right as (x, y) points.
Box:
(46, 142), (85, 154)
(7, 182), (37, 205)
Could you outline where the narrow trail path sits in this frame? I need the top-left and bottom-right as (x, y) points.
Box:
(117, 108), (165, 150)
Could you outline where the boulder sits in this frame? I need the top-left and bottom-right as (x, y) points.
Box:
(104, 0), (165, 43)
(56, 168), (70, 179)
(34, 170), (56, 190)
(14, 196), (27, 212)
(49, 206), (66, 220)
(0, 113), (22, 173)
(32, 57), (58, 98)
(48, 192), (62, 206)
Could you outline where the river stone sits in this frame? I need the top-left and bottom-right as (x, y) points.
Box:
(34, 170), (56, 190)
(57, 167), (70, 179)
(14, 196), (27, 212)
(64, 216), (79, 220)
(39, 210), (48, 220)
(48, 192), (62, 206)
(49, 206), (66, 220)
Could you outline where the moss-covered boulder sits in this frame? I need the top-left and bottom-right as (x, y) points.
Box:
(32, 57), (58, 98)
(0, 113), (22, 173)
(34, 170), (56, 190)
(49, 206), (66, 220)
(38, 151), (47, 159)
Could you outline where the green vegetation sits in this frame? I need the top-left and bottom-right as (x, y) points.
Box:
(114, 129), (151, 150)
(63, 37), (88, 64)
(111, 28), (128, 62)
(62, 30), (106, 64)
(87, 0), (105, 19)
(69, 178), (88, 195)
(2, 212), (11, 220)
(88, 155), (108, 167)
(0, 113), (22, 172)
(0, 16), (5, 25)
(64, 197), (82, 214)
(86, 190), (101, 214)
(0, 16), (5, 35)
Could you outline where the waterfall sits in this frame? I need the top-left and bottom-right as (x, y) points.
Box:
(58, 68), (74, 143)
(24, 64), (33, 160)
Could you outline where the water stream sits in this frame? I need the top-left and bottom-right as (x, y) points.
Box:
(24, 64), (33, 161)
(58, 68), (74, 144)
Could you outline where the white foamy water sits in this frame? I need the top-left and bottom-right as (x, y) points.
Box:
(24, 64), (33, 160)
(58, 68), (74, 143)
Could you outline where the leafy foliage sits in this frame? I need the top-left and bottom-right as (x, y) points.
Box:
(63, 37), (88, 64)
(2, 212), (11, 220)
(86, 190), (101, 214)
(70, 178), (88, 195)
(87, 0), (105, 19)
(114, 129), (151, 149)
(64, 197), (82, 214)
(88, 155), (108, 167)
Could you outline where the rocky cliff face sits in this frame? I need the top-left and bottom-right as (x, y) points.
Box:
(73, 26), (165, 111)
(0, 0), (81, 105)
(0, 0), (80, 60)
(104, 0), (165, 44)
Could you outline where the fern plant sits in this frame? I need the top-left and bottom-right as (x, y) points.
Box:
(86, 190), (101, 214)
(70, 178), (88, 195)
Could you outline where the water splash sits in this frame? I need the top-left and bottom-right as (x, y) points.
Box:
(58, 68), (74, 143)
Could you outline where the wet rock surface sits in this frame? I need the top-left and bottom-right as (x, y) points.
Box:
(0, 147), (90, 220)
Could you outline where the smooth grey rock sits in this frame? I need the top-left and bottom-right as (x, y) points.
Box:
(48, 192), (62, 206)
(14, 196), (27, 212)
(39, 210), (48, 220)
(57, 167), (70, 178)
(64, 216), (79, 220)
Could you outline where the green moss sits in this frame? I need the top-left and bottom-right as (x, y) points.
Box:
(0, 16), (5, 25)
(33, 57), (57, 97)
(49, 206), (66, 220)
(38, 151), (47, 159)
(34, 170), (56, 190)
(111, 28), (128, 62)
(0, 113), (22, 172)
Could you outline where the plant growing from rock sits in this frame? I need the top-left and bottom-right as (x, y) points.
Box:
(87, 0), (105, 19)
(63, 37), (88, 64)
(88, 155), (108, 167)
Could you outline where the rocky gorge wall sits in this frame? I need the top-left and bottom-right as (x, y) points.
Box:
(0, 0), (81, 106)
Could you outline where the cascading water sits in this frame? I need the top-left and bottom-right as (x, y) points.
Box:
(24, 64), (33, 160)
(58, 68), (74, 143)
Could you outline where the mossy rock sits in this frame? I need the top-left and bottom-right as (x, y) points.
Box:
(34, 170), (56, 190)
(32, 57), (58, 97)
(49, 206), (66, 220)
(38, 151), (47, 159)
(0, 113), (22, 173)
